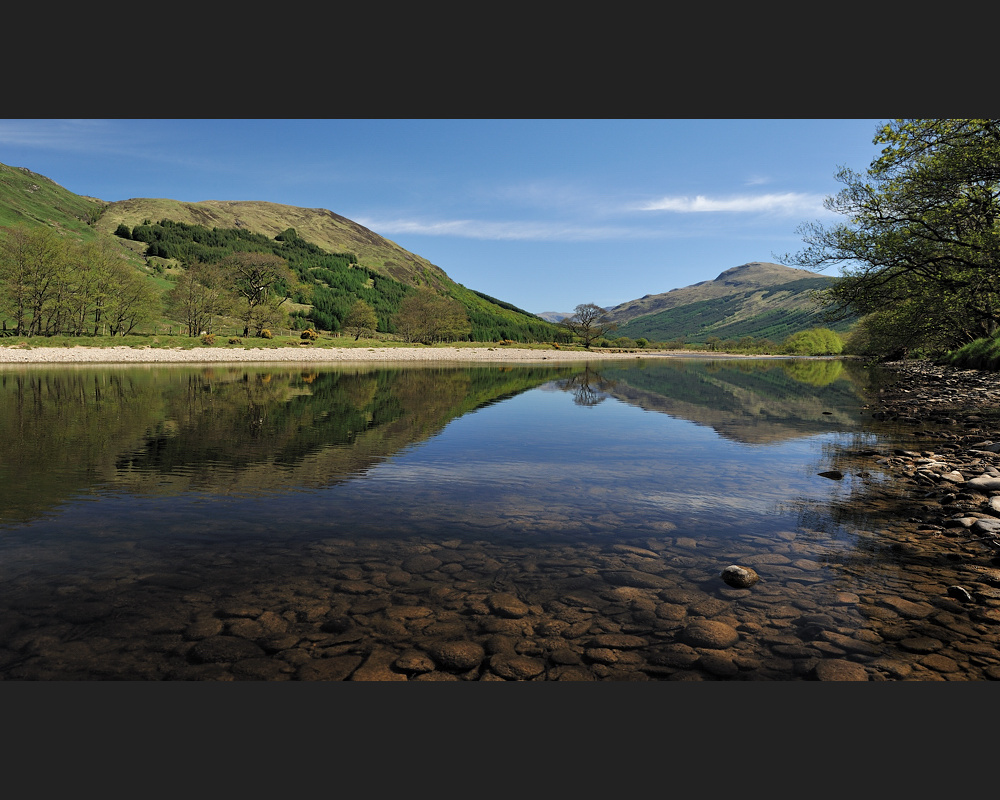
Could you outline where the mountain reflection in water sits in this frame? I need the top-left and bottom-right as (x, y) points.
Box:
(3, 357), (992, 681)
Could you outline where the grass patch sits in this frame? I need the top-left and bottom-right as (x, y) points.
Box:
(943, 334), (1000, 371)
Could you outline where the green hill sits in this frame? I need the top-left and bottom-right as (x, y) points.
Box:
(0, 162), (560, 343)
(0, 163), (106, 236)
(607, 262), (853, 344)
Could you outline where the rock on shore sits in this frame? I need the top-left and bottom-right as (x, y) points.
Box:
(863, 360), (1000, 559)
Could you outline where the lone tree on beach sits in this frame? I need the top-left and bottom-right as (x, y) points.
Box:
(561, 303), (616, 348)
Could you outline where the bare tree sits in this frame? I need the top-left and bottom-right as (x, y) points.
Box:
(219, 252), (294, 337)
(561, 303), (616, 348)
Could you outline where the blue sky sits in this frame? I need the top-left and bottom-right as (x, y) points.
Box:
(0, 119), (886, 313)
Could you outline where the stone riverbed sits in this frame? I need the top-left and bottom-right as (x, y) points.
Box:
(3, 358), (1000, 680)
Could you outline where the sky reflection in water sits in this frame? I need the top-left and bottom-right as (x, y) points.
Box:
(0, 357), (884, 547)
(4, 357), (957, 681)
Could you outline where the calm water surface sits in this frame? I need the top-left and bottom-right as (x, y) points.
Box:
(1, 357), (994, 680)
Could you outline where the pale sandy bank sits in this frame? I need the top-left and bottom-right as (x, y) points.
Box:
(0, 344), (687, 365)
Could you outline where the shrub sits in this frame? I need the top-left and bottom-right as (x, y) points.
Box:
(781, 328), (844, 356)
(228, 337), (242, 345)
(301, 329), (319, 341)
(201, 334), (216, 346)
(261, 329), (273, 339)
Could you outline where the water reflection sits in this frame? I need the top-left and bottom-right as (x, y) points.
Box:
(1, 358), (996, 680)
(0, 363), (577, 522)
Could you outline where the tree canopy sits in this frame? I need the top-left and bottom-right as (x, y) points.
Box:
(0, 224), (159, 336)
(561, 303), (616, 348)
(391, 290), (471, 344)
(343, 299), (379, 340)
(788, 119), (1000, 358)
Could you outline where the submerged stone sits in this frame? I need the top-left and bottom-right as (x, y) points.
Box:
(721, 565), (760, 588)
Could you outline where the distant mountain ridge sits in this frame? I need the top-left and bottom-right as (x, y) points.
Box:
(605, 262), (849, 344)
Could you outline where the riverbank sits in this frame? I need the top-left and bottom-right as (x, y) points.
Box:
(0, 343), (795, 365)
(862, 360), (1000, 610)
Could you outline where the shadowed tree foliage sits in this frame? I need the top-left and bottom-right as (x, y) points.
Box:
(788, 119), (1000, 358)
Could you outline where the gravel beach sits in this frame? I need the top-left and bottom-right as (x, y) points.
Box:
(0, 344), (676, 365)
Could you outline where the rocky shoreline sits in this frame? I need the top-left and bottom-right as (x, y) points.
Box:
(860, 360), (1000, 601)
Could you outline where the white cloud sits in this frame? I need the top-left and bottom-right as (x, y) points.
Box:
(0, 119), (116, 152)
(355, 217), (636, 242)
(638, 192), (827, 216)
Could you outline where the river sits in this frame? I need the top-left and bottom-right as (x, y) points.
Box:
(1, 357), (995, 680)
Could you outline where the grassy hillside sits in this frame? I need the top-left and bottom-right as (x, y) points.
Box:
(0, 163), (106, 237)
(0, 162), (561, 343)
(606, 262), (853, 344)
(97, 200), (562, 342)
(93, 198), (453, 290)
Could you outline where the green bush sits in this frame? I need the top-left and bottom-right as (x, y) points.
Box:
(781, 327), (843, 356)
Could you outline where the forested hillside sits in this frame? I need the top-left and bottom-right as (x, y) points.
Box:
(117, 218), (559, 340)
(0, 162), (562, 343)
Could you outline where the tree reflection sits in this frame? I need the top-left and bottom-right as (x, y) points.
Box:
(0, 363), (575, 524)
(554, 366), (617, 407)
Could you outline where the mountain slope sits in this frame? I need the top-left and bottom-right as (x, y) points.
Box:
(0, 162), (559, 342)
(0, 163), (105, 236)
(93, 198), (557, 340)
(607, 261), (850, 343)
(93, 198), (451, 290)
